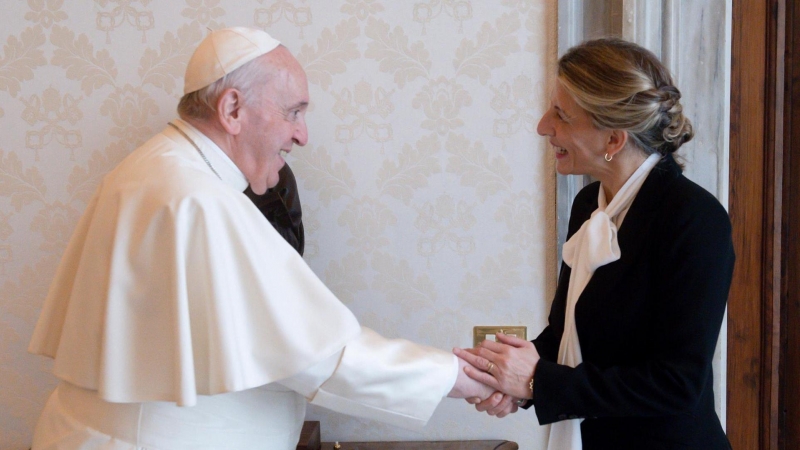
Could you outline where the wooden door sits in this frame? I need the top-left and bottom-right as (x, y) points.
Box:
(728, 0), (799, 448)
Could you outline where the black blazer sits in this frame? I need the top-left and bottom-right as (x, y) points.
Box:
(531, 155), (734, 450)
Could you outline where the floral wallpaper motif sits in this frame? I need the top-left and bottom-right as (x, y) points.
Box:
(0, 1), (557, 448)
(95, 0), (155, 44)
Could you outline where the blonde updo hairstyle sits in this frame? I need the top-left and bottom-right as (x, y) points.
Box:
(558, 38), (693, 156)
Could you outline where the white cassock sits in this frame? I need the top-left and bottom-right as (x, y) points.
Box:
(28, 119), (457, 450)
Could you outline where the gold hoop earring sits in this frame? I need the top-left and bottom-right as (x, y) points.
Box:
(604, 153), (613, 162)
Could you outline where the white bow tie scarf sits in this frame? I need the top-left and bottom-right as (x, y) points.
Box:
(546, 153), (661, 450)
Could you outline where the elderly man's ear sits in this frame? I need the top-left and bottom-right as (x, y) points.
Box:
(216, 88), (244, 135)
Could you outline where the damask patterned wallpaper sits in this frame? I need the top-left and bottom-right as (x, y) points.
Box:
(0, 1), (556, 448)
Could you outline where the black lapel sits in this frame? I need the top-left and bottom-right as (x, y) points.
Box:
(575, 155), (682, 307)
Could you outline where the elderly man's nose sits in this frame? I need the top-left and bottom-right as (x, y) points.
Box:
(293, 122), (308, 146)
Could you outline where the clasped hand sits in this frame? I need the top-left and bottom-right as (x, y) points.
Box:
(453, 332), (540, 418)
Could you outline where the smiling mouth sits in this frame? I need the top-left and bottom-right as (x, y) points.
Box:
(555, 146), (567, 155)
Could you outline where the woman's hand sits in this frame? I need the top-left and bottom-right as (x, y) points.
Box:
(466, 392), (520, 418)
(453, 332), (540, 400)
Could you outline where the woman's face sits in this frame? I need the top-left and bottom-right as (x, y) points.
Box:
(537, 82), (612, 178)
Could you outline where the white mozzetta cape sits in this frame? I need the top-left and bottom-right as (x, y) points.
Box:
(28, 121), (366, 407)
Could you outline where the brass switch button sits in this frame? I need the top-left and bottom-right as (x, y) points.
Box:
(473, 326), (527, 348)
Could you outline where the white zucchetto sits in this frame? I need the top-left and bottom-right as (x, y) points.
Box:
(183, 27), (281, 95)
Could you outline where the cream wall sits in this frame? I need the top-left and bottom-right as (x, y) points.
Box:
(0, 1), (556, 448)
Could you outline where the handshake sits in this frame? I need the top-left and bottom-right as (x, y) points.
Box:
(448, 332), (541, 418)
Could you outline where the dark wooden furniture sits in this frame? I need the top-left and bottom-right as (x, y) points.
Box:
(297, 420), (518, 450)
(297, 421), (321, 450)
(320, 441), (518, 450)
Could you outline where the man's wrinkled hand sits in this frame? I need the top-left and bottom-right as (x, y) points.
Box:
(465, 392), (519, 418)
(448, 357), (494, 400)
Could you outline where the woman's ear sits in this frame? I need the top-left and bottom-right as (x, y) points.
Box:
(605, 129), (629, 159)
(216, 88), (243, 135)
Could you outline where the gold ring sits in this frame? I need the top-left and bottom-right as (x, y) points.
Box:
(486, 362), (494, 373)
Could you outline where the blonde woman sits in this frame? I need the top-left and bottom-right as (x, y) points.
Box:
(456, 38), (734, 450)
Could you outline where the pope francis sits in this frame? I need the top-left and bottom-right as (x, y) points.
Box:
(27, 27), (493, 449)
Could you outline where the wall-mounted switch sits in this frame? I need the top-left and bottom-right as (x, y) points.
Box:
(473, 326), (527, 347)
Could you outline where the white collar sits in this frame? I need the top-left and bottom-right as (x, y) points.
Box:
(170, 118), (249, 192)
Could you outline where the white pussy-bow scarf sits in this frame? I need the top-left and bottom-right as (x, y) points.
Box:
(546, 152), (661, 450)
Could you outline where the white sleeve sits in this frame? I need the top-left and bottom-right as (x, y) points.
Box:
(278, 349), (341, 399)
(278, 327), (458, 429)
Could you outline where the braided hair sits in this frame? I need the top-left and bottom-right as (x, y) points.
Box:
(557, 38), (693, 157)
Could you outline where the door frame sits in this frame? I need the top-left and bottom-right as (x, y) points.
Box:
(727, 0), (798, 448)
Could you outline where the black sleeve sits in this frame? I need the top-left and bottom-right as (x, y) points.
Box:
(533, 262), (570, 362)
(532, 191), (734, 424)
(244, 163), (305, 256)
(530, 183), (598, 392)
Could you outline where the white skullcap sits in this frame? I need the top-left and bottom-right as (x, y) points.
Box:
(183, 27), (281, 95)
